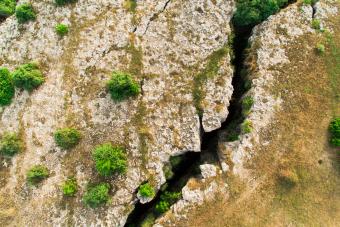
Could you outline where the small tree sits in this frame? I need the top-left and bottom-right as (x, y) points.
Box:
(329, 117), (340, 147)
(0, 0), (16, 17)
(12, 62), (44, 91)
(54, 128), (81, 149)
(83, 183), (110, 208)
(27, 165), (49, 185)
(92, 143), (127, 176)
(55, 23), (69, 36)
(0, 132), (23, 157)
(15, 3), (36, 23)
(61, 177), (78, 196)
(0, 67), (15, 106)
(107, 71), (140, 101)
(138, 183), (155, 198)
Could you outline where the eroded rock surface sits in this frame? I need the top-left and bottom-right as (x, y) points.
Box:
(0, 0), (234, 225)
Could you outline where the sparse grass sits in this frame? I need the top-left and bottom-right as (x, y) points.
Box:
(0, 67), (15, 106)
(26, 165), (49, 185)
(241, 120), (252, 133)
(83, 183), (110, 208)
(311, 19), (321, 30)
(193, 46), (229, 114)
(316, 43), (325, 54)
(241, 96), (254, 116)
(0, 132), (23, 157)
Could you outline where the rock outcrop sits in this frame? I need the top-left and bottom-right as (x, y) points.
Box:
(0, 0), (234, 225)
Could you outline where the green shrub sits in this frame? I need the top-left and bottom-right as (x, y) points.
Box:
(27, 165), (49, 185)
(0, 67), (15, 106)
(0, 132), (23, 157)
(92, 143), (127, 176)
(55, 23), (69, 36)
(242, 96), (254, 116)
(12, 62), (44, 91)
(61, 177), (77, 196)
(83, 183), (110, 208)
(226, 131), (240, 142)
(138, 183), (155, 198)
(55, 0), (77, 6)
(241, 120), (252, 134)
(15, 3), (36, 23)
(0, 0), (16, 17)
(154, 191), (181, 215)
(316, 43), (325, 54)
(107, 71), (140, 101)
(329, 117), (340, 147)
(233, 0), (288, 27)
(54, 128), (81, 149)
(311, 19), (321, 30)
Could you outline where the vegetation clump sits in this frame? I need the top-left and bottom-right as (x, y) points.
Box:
(92, 143), (127, 176)
(15, 3), (36, 23)
(233, 0), (288, 27)
(0, 67), (15, 106)
(155, 191), (181, 215)
(311, 19), (321, 30)
(124, 0), (137, 12)
(83, 183), (110, 208)
(241, 120), (253, 134)
(0, 0), (16, 18)
(61, 177), (78, 196)
(0, 132), (23, 157)
(54, 128), (81, 149)
(242, 96), (254, 116)
(138, 183), (155, 198)
(107, 71), (140, 101)
(55, 0), (77, 6)
(55, 23), (69, 36)
(329, 117), (340, 146)
(27, 165), (49, 185)
(316, 43), (325, 54)
(12, 62), (44, 91)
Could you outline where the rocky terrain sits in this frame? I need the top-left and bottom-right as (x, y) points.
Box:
(0, 0), (339, 226)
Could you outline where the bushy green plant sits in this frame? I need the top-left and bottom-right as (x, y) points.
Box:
(329, 117), (340, 147)
(15, 3), (36, 23)
(0, 67), (15, 106)
(226, 131), (240, 142)
(0, 132), (23, 157)
(0, 0), (16, 17)
(27, 165), (49, 185)
(311, 19), (321, 30)
(12, 62), (44, 91)
(138, 183), (155, 198)
(107, 71), (140, 101)
(154, 191), (181, 215)
(54, 128), (81, 149)
(92, 143), (127, 176)
(241, 120), (253, 134)
(316, 43), (325, 54)
(61, 177), (77, 196)
(55, 0), (77, 6)
(233, 0), (288, 27)
(83, 183), (110, 208)
(55, 23), (69, 36)
(242, 96), (254, 116)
